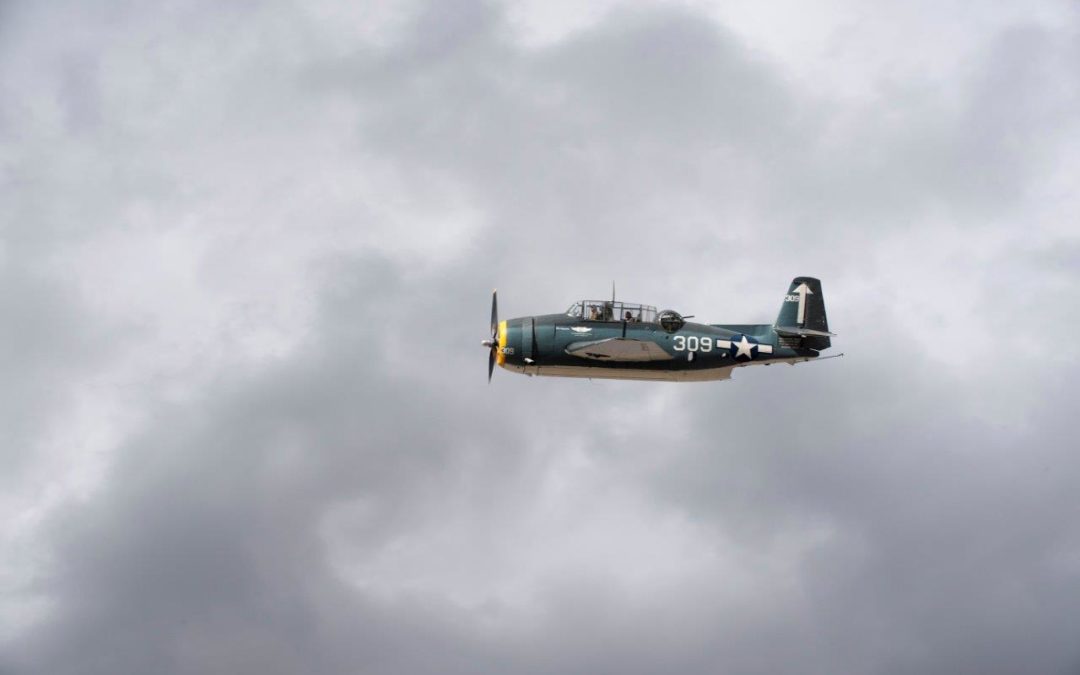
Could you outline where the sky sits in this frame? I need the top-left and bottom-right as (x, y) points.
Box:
(2, 1), (1079, 673)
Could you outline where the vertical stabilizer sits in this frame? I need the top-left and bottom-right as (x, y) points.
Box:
(775, 277), (831, 350)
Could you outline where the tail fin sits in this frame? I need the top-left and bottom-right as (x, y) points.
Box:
(775, 277), (832, 351)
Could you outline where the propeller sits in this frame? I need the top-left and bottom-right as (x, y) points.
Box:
(481, 289), (498, 382)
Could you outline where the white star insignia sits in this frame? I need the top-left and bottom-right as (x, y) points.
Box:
(734, 335), (755, 359)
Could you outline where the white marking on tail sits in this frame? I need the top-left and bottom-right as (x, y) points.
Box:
(793, 282), (813, 324)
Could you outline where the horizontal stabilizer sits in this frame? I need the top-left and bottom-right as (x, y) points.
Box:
(775, 326), (836, 338)
(566, 338), (674, 362)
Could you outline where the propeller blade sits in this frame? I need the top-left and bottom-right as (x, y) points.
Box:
(488, 289), (499, 383)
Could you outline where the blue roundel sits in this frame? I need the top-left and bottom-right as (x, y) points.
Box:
(728, 333), (757, 360)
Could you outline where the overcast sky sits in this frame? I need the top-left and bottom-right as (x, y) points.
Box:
(2, 1), (1079, 673)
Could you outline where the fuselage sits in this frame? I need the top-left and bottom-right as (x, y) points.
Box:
(496, 313), (820, 382)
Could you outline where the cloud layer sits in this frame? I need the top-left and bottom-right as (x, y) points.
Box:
(2, 1), (1079, 673)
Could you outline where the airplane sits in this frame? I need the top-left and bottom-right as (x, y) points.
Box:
(482, 277), (840, 382)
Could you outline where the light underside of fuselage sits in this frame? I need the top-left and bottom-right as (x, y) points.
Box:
(501, 356), (817, 382)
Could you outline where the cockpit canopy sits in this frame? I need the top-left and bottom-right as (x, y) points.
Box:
(566, 301), (658, 323)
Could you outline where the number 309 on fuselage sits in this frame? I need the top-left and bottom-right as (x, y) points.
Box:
(481, 277), (839, 382)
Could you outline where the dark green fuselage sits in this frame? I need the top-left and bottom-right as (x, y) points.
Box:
(491, 277), (834, 382)
(498, 316), (819, 382)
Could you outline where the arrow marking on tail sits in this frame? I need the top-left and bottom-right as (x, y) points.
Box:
(793, 282), (812, 324)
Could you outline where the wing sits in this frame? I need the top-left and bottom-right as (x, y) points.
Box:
(565, 338), (675, 362)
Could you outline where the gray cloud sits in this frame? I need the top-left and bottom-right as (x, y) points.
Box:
(0, 270), (106, 486)
(3, 1), (1080, 674)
